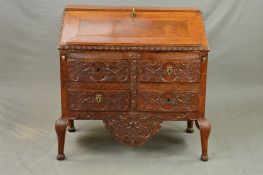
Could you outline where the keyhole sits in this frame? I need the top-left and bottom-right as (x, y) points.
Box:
(96, 68), (100, 72)
(166, 98), (171, 103)
(166, 66), (173, 76)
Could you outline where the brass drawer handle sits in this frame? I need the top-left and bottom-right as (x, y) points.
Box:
(166, 66), (173, 76)
(130, 8), (136, 18)
(95, 94), (102, 104)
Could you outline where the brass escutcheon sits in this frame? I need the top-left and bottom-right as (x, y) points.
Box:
(166, 66), (173, 76)
(61, 55), (66, 60)
(130, 8), (136, 18)
(95, 94), (102, 104)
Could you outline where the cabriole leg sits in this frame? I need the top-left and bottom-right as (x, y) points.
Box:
(197, 118), (211, 161)
(186, 120), (194, 133)
(67, 119), (76, 132)
(55, 117), (67, 160)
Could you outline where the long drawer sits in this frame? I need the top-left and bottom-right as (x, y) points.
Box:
(137, 91), (199, 112)
(138, 60), (200, 83)
(67, 59), (130, 82)
(68, 90), (130, 111)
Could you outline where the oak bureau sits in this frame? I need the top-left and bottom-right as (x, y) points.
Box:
(56, 5), (212, 161)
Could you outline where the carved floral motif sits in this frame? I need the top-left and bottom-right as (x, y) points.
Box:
(103, 113), (163, 146)
(129, 59), (137, 111)
(138, 60), (200, 83)
(67, 60), (129, 82)
(137, 91), (199, 112)
(68, 90), (130, 111)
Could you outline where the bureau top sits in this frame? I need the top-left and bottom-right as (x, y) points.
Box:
(59, 5), (209, 51)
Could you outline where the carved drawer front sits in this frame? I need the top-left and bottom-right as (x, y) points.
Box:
(137, 91), (199, 112)
(138, 60), (200, 83)
(67, 60), (129, 82)
(68, 90), (130, 111)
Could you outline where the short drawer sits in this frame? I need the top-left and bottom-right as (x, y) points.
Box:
(67, 60), (129, 82)
(137, 91), (199, 112)
(138, 60), (200, 83)
(68, 90), (130, 111)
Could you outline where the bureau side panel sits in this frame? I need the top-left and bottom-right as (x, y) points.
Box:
(198, 52), (208, 119)
(60, 51), (69, 118)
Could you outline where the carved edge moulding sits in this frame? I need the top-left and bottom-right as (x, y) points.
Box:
(59, 44), (208, 52)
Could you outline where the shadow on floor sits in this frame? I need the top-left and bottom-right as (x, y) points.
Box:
(76, 125), (188, 155)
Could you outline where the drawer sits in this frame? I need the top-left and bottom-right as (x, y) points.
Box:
(67, 60), (129, 82)
(68, 90), (130, 111)
(137, 91), (199, 112)
(138, 60), (200, 83)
